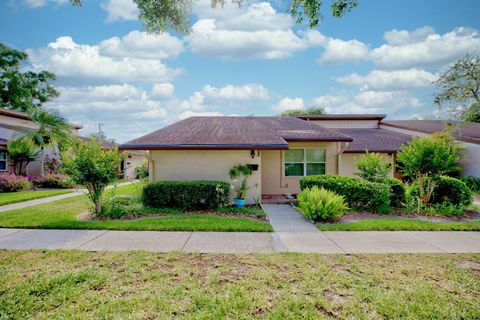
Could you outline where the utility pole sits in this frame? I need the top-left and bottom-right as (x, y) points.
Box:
(98, 122), (104, 139)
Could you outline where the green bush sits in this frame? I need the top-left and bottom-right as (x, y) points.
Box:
(33, 174), (75, 189)
(300, 174), (391, 213)
(135, 163), (149, 179)
(384, 177), (406, 208)
(460, 175), (480, 193)
(296, 186), (348, 222)
(425, 202), (465, 217)
(142, 180), (230, 211)
(409, 176), (472, 206)
(355, 151), (392, 183)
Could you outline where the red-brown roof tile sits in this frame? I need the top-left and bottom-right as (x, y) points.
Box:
(338, 128), (412, 153)
(381, 120), (480, 144)
(120, 116), (352, 150)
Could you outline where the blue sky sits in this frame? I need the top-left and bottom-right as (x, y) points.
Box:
(1, 0), (479, 142)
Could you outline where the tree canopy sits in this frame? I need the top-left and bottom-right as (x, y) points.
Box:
(281, 107), (325, 117)
(70, 0), (358, 34)
(0, 43), (59, 113)
(434, 52), (480, 123)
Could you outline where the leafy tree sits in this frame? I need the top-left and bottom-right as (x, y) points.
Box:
(281, 107), (325, 117)
(396, 132), (462, 203)
(434, 52), (480, 122)
(63, 139), (124, 215)
(6, 137), (40, 175)
(0, 43), (59, 113)
(69, 0), (358, 34)
(461, 102), (480, 123)
(354, 151), (391, 183)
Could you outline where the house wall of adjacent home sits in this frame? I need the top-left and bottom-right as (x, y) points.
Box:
(123, 153), (147, 179)
(379, 124), (480, 178)
(149, 150), (262, 204)
(306, 119), (379, 129)
(261, 141), (339, 195)
(338, 152), (395, 177)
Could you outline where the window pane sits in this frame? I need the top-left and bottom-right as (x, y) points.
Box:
(0, 151), (5, 160)
(285, 149), (304, 162)
(0, 161), (6, 171)
(307, 163), (325, 175)
(285, 163), (304, 176)
(306, 149), (325, 162)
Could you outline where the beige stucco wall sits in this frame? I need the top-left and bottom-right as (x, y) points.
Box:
(261, 142), (339, 195)
(308, 119), (379, 129)
(339, 152), (394, 177)
(380, 124), (480, 178)
(149, 150), (261, 204)
(123, 153), (147, 179)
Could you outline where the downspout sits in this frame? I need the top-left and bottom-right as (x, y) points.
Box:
(337, 141), (350, 176)
(146, 150), (154, 183)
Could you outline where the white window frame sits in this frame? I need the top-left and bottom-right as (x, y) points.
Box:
(0, 151), (7, 172)
(283, 148), (326, 177)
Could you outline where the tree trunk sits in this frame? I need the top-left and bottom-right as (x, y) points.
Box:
(95, 192), (103, 215)
(40, 147), (45, 177)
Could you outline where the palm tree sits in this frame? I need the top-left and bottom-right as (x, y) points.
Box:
(25, 109), (73, 176)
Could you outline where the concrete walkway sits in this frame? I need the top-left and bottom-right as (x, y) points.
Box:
(0, 203), (479, 253)
(0, 180), (140, 213)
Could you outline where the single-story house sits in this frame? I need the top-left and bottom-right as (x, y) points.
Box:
(119, 115), (480, 203)
(0, 108), (81, 176)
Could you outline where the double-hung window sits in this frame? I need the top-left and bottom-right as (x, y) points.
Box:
(284, 149), (326, 176)
(0, 151), (6, 172)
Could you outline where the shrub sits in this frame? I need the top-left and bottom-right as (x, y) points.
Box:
(355, 151), (392, 183)
(409, 176), (472, 206)
(33, 173), (75, 189)
(135, 163), (149, 179)
(384, 177), (406, 208)
(425, 202), (465, 217)
(300, 174), (391, 213)
(0, 174), (32, 192)
(142, 180), (230, 211)
(229, 164), (252, 199)
(296, 186), (348, 222)
(460, 175), (480, 193)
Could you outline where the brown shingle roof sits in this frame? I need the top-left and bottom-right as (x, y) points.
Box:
(0, 107), (83, 129)
(381, 120), (480, 144)
(120, 116), (352, 150)
(297, 114), (386, 121)
(338, 128), (412, 153)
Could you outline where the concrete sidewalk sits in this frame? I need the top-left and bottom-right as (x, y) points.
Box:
(0, 228), (479, 253)
(0, 180), (140, 213)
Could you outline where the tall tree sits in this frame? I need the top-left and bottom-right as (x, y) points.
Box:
(434, 52), (480, 123)
(281, 107), (325, 117)
(0, 43), (59, 113)
(70, 0), (358, 34)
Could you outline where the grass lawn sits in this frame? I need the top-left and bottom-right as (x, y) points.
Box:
(0, 184), (272, 232)
(0, 250), (478, 319)
(318, 217), (480, 231)
(0, 189), (73, 206)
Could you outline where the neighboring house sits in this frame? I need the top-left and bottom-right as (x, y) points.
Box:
(379, 120), (480, 177)
(119, 114), (480, 203)
(0, 108), (81, 176)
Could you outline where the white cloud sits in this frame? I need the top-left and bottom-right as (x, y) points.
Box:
(99, 30), (184, 59)
(317, 38), (369, 64)
(22, 0), (67, 8)
(271, 97), (304, 113)
(101, 0), (138, 22)
(27, 36), (182, 83)
(150, 83), (175, 99)
(188, 2), (319, 60)
(313, 90), (422, 114)
(178, 111), (224, 120)
(371, 27), (480, 69)
(335, 69), (437, 90)
(202, 84), (269, 101)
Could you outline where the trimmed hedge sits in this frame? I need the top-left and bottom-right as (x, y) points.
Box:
(300, 174), (391, 213)
(142, 180), (230, 211)
(461, 175), (480, 193)
(0, 174), (32, 192)
(385, 177), (406, 208)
